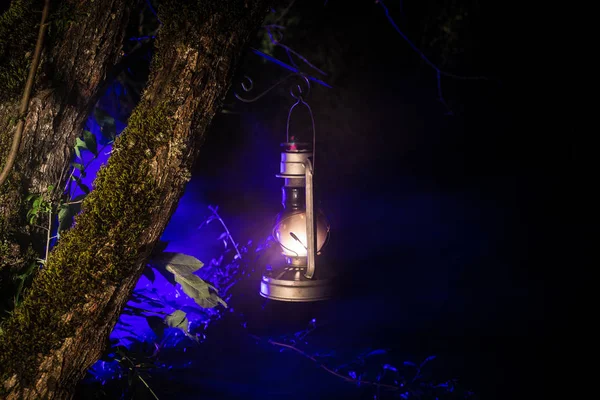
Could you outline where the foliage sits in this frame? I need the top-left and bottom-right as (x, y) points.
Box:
(82, 206), (262, 398)
(0, 93), (176, 385)
(79, 202), (475, 399)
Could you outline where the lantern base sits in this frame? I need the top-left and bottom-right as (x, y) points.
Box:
(260, 266), (334, 302)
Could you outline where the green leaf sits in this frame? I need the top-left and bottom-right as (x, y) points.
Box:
(149, 252), (226, 308)
(58, 205), (69, 224)
(83, 130), (98, 156)
(71, 176), (90, 194)
(146, 316), (165, 340)
(164, 310), (188, 331)
(75, 137), (87, 150)
(151, 252), (204, 274)
(175, 275), (226, 309)
(150, 240), (169, 258)
(94, 107), (115, 126)
(94, 107), (117, 140)
(71, 163), (86, 178)
(57, 200), (82, 234)
(74, 144), (81, 160)
(142, 266), (155, 283)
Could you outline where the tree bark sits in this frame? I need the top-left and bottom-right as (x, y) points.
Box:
(0, 0), (137, 305)
(0, 0), (268, 398)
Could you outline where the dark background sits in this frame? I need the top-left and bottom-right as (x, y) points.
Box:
(180, 1), (545, 399)
(1, 0), (546, 398)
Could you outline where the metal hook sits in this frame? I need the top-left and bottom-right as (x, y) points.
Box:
(241, 76), (253, 92)
(233, 73), (316, 170)
(289, 74), (311, 100)
(234, 73), (310, 103)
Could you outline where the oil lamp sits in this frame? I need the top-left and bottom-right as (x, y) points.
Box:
(259, 84), (333, 302)
(234, 73), (334, 302)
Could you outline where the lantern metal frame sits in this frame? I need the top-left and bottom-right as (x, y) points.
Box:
(235, 73), (334, 302)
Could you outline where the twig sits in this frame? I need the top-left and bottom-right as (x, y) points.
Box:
(263, 25), (328, 76)
(64, 140), (111, 198)
(250, 335), (400, 391)
(121, 354), (161, 400)
(63, 199), (83, 205)
(137, 373), (160, 400)
(207, 206), (242, 261)
(45, 209), (51, 262)
(376, 0), (488, 114)
(63, 167), (76, 197)
(249, 48), (332, 89)
(0, 0), (51, 187)
(273, 0), (297, 24)
(145, 0), (161, 25)
(124, 305), (169, 316)
(82, 142), (111, 170)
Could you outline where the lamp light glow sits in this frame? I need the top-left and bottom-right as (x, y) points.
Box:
(273, 209), (328, 258)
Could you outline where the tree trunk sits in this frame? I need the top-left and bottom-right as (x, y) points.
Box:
(0, 0), (137, 309)
(0, 0), (268, 398)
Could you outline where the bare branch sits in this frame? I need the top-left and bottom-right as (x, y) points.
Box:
(250, 334), (401, 391)
(376, 0), (488, 114)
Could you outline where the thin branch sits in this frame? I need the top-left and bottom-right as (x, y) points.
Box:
(120, 354), (161, 400)
(377, 0), (486, 81)
(208, 206), (242, 260)
(63, 167), (75, 197)
(250, 335), (400, 391)
(249, 48), (332, 89)
(263, 25), (328, 76)
(124, 305), (169, 316)
(376, 0), (488, 113)
(0, 0), (51, 187)
(45, 209), (52, 262)
(63, 200), (83, 205)
(273, 0), (298, 24)
(137, 373), (160, 400)
(145, 0), (161, 24)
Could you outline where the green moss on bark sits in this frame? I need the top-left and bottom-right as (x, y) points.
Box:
(0, 100), (176, 385)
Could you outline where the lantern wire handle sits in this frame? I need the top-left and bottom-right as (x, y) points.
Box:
(233, 73), (315, 170)
(285, 77), (316, 172)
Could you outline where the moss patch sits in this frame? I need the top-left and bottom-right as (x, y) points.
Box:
(0, 100), (175, 385)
